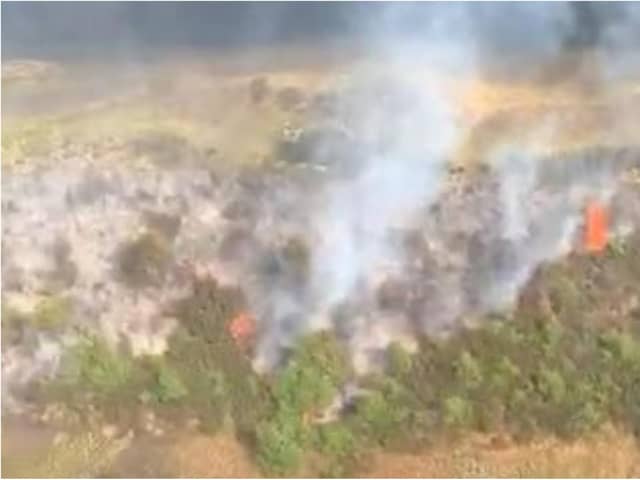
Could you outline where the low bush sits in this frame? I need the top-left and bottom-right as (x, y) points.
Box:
(352, 389), (408, 444)
(116, 232), (173, 288)
(274, 331), (350, 413)
(48, 237), (78, 290)
(256, 407), (306, 476)
(386, 342), (413, 378)
(143, 211), (182, 242)
(2, 301), (29, 348)
(40, 229), (640, 476)
(167, 278), (269, 434)
(147, 360), (188, 404)
(173, 278), (245, 343)
(2, 295), (73, 336)
(33, 295), (72, 330)
(60, 335), (135, 396)
(256, 331), (350, 475)
(312, 423), (356, 459)
(442, 395), (474, 429)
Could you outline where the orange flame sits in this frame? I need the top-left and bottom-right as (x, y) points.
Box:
(584, 201), (609, 253)
(228, 312), (256, 347)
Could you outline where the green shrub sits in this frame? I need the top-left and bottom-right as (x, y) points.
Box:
(607, 237), (628, 258)
(61, 336), (134, 395)
(442, 395), (474, 429)
(256, 331), (351, 475)
(274, 331), (350, 413)
(33, 295), (72, 330)
(387, 342), (413, 378)
(392, 312), (634, 442)
(571, 400), (604, 433)
(164, 329), (240, 434)
(33, 225), (640, 475)
(148, 361), (188, 404)
(275, 361), (334, 415)
(455, 351), (483, 389)
(313, 423), (356, 458)
(2, 302), (28, 347)
(488, 356), (521, 394)
(352, 384), (411, 445)
(166, 279), (269, 435)
(173, 278), (245, 343)
(256, 408), (306, 476)
(547, 274), (583, 322)
(598, 330), (640, 366)
(49, 237), (78, 290)
(537, 368), (567, 404)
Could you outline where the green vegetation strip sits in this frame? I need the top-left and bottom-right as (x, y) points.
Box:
(42, 234), (640, 477)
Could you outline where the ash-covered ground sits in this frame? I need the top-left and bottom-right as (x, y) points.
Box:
(3, 71), (640, 416)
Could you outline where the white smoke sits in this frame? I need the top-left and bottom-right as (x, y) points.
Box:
(250, 3), (640, 371)
(311, 76), (457, 307)
(252, 71), (461, 371)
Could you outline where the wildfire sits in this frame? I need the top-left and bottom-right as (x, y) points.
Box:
(228, 312), (257, 348)
(584, 200), (609, 253)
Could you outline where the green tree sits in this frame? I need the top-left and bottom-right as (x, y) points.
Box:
(442, 395), (474, 429)
(256, 408), (306, 476)
(387, 342), (413, 378)
(64, 336), (133, 394)
(149, 361), (188, 403)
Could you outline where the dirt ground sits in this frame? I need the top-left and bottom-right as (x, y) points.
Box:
(5, 418), (639, 478)
(161, 427), (640, 478)
(164, 433), (261, 478)
(361, 427), (640, 478)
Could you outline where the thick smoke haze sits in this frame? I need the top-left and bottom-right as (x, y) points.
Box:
(3, 3), (640, 69)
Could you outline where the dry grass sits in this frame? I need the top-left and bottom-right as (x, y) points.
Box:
(2, 429), (132, 478)
(167, 432), (260, 478)
(360, 426), (640, 478)
(2, 65), (326, 169)
(453, 77), (640, 166)
(5, 423), (640, 478)
(4, 52), (639, 171)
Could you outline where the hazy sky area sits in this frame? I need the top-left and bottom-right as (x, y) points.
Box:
(3, 2), (639, 67)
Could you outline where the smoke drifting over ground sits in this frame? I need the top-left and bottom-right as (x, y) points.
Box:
(243, 3), (640, 370)
(2, 2), (640, 402)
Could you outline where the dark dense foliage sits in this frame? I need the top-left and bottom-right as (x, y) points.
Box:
(115, 232), (173, 288)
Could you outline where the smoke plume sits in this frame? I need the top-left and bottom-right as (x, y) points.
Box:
(3, 3), (640, 385)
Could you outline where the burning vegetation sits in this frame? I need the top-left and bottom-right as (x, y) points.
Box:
(4, 74), (640, 475)
(3, 3), (640, 477)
